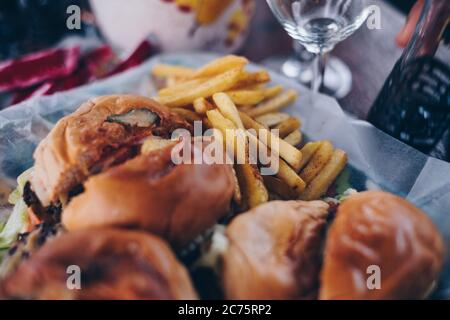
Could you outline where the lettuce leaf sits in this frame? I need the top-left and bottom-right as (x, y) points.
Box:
(8, 167), (33, 205)
(0, 198), (29, 249)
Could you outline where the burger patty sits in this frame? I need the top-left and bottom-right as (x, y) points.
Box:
(0, 223), (63, 278)
(23, 181), (62, 224)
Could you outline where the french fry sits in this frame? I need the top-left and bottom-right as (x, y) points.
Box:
(273, 117), (301, 138)
(203, 117), (213, 129)
(300, 149), (348, 201)
(235, 162), (268, 209)
(240, 112), (302, 171)
(212, 127), (242, 205)
(207, 109), (268, 209)
(158, 77), (207, 97)
(206, 109), (246, 164)
(241, 84), (265, 91)
(152, 64), (195, 78)
(300, 141), (334, 183)
(263, 176), (297, 200)
(278, 159), (306, 196)
(231, 167), (243, 206)
(190, 55), (248, 79)
(255, 112), (290, 128)
(245, 89), (298, 117)
(225, 90), (266, 105)
(284, 130), (302, 146)
(165, 76), (180, 88)
(298, 142), (321, 170)
(232, 70), (270, 89)
(213, 93), (244, 129)
(193, 97), (214, 114)
(246, 131), (305, 197)
(157, 67), (244, 108)
(263, 85), (283, 99)
(237, 104), (255, 112)
(142, 137), (178, 155)
(172, 108), (203, 123)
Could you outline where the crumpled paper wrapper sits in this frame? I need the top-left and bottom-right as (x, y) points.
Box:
(0, 53), (449, 298)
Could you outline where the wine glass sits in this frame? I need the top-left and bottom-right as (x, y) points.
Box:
(266, 0), (373, 96)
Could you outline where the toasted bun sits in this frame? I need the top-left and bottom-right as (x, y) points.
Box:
(62, 143), (235, 248)
(222, 200), (329, 300)
(320, 191), (444, 300)
(31, 95), (190, 207)
(0, 229), (198, 300)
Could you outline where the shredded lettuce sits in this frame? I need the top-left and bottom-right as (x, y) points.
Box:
(8, 167), (33, 205)
(0, 167), (33, 249)
(0, 198), (29, 249)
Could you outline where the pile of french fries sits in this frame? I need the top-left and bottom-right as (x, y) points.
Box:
(150, 55), (348, 210)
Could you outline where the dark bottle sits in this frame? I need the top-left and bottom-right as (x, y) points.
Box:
(368, 0), (450, 161)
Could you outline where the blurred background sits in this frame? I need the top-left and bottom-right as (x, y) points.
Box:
(0, 0), (448, 159)
(0, 0), (434, 117)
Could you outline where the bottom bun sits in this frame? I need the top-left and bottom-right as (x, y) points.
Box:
(62, 143), (235, 248)
(0, 228), (197, 300)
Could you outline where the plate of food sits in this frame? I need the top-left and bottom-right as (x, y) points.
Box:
(0, 53), (448, 300)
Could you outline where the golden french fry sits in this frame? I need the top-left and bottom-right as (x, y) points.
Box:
(255, 112), (290, 128)
(300, 141), (334, 183)
(225, 90), (266, 105)
(235, 162), (268, 209)
(246, 131), (305, 197)
(298, 141), (321, 170)
(300, 149), (348, 201)
(231, 167), (243, 206)
(142, 137), (178, 155)
(206, 109), (246, 164)
(246, 89), (298, 117)
(172, 108), (203, 123)
(237, 104), (255, 112)
(190, 55), (248, 79)
(158, 77), (207, 97)
(165, 76), (180, 88)
(263, 176), (297, 200)
(284, 130), (302, 146)
(157, 67), (244, 108)
(278, 159), (306, 196)
(273, 117), (301, 138)
(195, 0), (233, 26)
(263, 85), (283, 99)
(207, 110), (267, 209)
(232, 70), (270, 89)
(193, 97), (214, 114)
(213, 93), (244, 129)
(152, 64), (195, 78)
(240, 112), (302, 171)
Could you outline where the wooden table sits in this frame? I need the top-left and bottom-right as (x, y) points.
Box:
(240, 1), (406, 119)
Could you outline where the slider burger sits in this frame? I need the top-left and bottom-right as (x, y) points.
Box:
(62, 139), (235, 248)
(24, 94), (234, 248)
(320, 191), (444, 300)
(0, 229), (198, 300)
(27, 95), (191, 223)
(221, 200), (330, 300)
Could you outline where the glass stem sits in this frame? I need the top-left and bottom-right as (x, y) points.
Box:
(312, 50), (328, 93)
